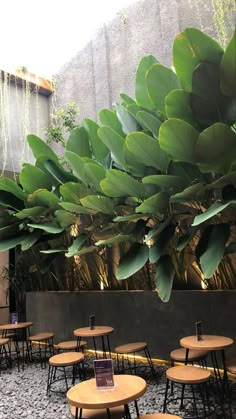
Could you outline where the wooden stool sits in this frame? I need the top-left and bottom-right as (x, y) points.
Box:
(171, 348), (208, 367)
(138, 414), (181, 418)
(57, 340), (87, 353)
(163, 365), (211, 417)
(0, 338), (11, 372)
(115, 341), (156, 379)
(71, 405), (125, 418)
(47, 351), (84, 395)
(28, 332), (54, 368)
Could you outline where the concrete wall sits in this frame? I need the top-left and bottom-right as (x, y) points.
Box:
(0, 78), (49, 174)
(0, 251), (9, 323)
(26, 290), (236, 361)
(53, 0), (235, 121)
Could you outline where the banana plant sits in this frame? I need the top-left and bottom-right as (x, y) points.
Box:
(0, 28), (235, 301)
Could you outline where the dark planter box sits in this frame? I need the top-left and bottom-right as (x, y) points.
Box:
(26, 290), (236, 361)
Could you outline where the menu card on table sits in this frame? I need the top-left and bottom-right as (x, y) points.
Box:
(89, 315), (95, 330)
(195, 320), (204, 341)
(94, 359), (115, 389)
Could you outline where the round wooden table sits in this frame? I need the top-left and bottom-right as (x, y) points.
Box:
(67, 374), (147, 419)
(0, 322), (33, 370)
(74, 326), (114, 358)
(180, 335), (234, 398)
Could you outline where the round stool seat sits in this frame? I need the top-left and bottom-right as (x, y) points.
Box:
(57, 340), (87, 350)
(167, 365), (211, 384)
(115, 342), (147, 354)
(226, 357), (236, 375)
(139, 414), (181, 418)
(71, 406), (125, 418)
(49, 351), (84, 367)
(171, 347), (208, 361)
(28, 332), (54, 341)
(0, 338), (9, 346)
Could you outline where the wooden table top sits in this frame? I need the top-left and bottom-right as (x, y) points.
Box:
(67, 374), (147, 409)
(0, 322), (33, 331)
(180, 335), (234, 351)
(73, 326), (114, 338)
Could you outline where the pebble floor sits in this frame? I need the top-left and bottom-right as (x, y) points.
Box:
(0, 357), (236, 419)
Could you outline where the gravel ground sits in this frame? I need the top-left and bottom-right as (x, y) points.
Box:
(0, 356), (236, 419)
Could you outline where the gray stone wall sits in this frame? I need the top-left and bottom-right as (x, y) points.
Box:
(52, 0), (235, 121)
(0, 80), (49, 175)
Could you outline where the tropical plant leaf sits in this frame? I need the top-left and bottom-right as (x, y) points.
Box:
(197, 224), (230, 278)
(0, 191), (24, 211)
(27, 135), (58, 161)
(196, 123), (236, 174)
(84, 163), (106, 193)
(99, 109), (125, 137)
(15, 206), (46, 220)
(101, 169), (146, 199)
(220, 30), (236, 96)
(21, 231), (42, 251)
(55, 210), (77, 228)
(177, 226), (198, 251)
(59, 202), (95, 214)
(40, 247), (67, 254)
(155, 254), (175, 302)
(80, 195), (115, 215)
(173, 27), (223, 91)
(142, 175), (187, 192)
(165, 89), (197, 127)
(146, 64), (180, 113)
(0, 178), (26, 200)
(96, 233), (132, 246)
(192, 201), (233, 226)
(44, 159), (77, 184)
(135, 55), (158, 109)
(206, 172), (236, 190)
(98, 126), (126, 168)
(66, 234), (88, 257)
(116, 243), (149, 279)
(27, 222), (64, 234)
(136, 111), (162, 138)
(66, 127), (91, 157)
(0, 233), (27, 251)
(60, 182), (90, 204)
(27, 189), (60, 209)
(136, 192), (169, 214)
(114, 103), (141, 135)
(20, 165), (53, 193)
(149, 224), (176, 263)
(64, 151), (89, 184)
(225, 242), (236, 254)
(170, 183), (204, 203)
(83, 118), (110, 165)
(126, 132), (170, 172)
(120, 93), (136, 106)
(159, 119), (199, 164)
(113, 214), (148, 222)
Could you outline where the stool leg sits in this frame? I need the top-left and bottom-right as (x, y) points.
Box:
(63, 366), (68, 391)
(180, 383), (185, 410)
(191, 384), (198, 418)
(116, 353), (120, 373)
(46, 365), (53, 395)
(127, 355), (132, 374)
(163, 378), (170, 412)
(124, 404), (132, 419)
(133, 352), (137, 375)
(144, 347), (156, 380)
(106, 409), (111, 418)
(121, 354), (125, 374)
